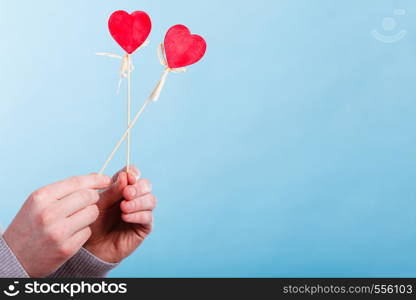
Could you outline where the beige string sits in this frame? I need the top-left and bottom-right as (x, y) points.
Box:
(96, 52), (133, 93)
(98, 43), (186, 174)
(96, 40), (149, 93)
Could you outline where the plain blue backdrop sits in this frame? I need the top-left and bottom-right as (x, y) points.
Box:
(0, 0), (416, 277)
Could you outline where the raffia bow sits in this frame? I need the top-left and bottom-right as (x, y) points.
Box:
(96, 40), (149, 92)
(149, 43), (186, 101)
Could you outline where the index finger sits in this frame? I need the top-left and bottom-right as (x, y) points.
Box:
(44, 174), (111, 200)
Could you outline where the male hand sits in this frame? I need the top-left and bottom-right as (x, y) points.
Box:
(84, 166), (156, 263)
(3, 174), (111, 277)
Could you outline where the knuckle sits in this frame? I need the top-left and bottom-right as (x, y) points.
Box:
(47, 228), (64, 244)
(30, 188), (50, 203)
(69, 176), (82, 187)
(78, 189), (89, 201)
(79, 189), (98, 203)
(36, 210), (53, 226)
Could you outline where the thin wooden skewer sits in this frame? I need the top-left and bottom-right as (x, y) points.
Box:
(98, 67), (172, 174)
(126, 54), (132, 173)
(99, 98), (151, 175)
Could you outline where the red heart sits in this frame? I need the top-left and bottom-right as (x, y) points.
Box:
(108, 10), (152, 54)
(164, 25), (207, 69)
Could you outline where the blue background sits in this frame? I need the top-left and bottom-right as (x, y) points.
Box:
(0, 0), (415, 277)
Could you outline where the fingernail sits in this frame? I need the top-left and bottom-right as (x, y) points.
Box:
(130, 170), (140, 180)
(131, 166), (141, 179)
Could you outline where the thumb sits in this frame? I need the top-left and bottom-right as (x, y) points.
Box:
(98, 172), (128, 209)
(111, 165), (140, 183)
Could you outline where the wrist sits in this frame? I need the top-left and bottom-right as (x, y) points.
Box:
(84, 242), (122, 264)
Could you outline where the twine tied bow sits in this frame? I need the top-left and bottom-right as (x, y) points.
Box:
(149, 43), (187, 101)
(96, 40), (149, 93)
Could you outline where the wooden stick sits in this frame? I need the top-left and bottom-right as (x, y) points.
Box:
(126, 54), (132, 173)
(99, 98), (151, 175)
(98, 67), (173, 175)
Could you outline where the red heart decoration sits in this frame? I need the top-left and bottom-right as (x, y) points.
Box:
(164, 25), (207, 69)
(108, 10), (152, 54)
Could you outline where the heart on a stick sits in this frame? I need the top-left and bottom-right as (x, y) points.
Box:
(108, 10), (152, 54)
(164, 25), (206, 69)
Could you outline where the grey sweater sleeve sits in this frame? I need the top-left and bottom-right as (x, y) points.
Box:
(0, 236), (118, 278)
(0, 236), (29, 278)
(47, 248), (118, 278)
